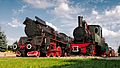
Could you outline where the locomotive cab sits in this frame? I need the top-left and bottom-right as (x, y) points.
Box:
(88, 25), (109, 56)
(88, 25), (102, 45)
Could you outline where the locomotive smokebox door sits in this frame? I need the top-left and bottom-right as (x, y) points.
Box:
(73, 16), (87, 43)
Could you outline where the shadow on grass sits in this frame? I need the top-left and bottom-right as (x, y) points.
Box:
(50, 59), (120, 68)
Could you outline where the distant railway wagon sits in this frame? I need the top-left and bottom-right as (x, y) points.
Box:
(13, 16), (115, 57)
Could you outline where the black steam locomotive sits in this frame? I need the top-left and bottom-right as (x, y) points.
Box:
(13, 16), (72, 57)
(71, 16), (111, 56)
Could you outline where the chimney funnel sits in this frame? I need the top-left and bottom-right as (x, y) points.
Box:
(78, 16), (83, 27)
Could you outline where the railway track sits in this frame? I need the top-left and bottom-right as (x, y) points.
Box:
(0, 52), (120, 60)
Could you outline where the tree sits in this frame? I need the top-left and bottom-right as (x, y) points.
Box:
(0, 27), (7, 52)
(118, 46), (120, 56)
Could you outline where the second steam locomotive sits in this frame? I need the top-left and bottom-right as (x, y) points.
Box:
(13, 16), (115, 57)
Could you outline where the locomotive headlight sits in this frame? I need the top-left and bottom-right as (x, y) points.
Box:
(26, 44), (32, 49)
(13, 44), (17, 50)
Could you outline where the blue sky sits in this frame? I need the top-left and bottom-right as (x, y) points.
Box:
(0, 0), (120, 51)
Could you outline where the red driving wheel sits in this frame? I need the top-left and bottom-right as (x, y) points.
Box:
(52, 52), (56, 57)
(57, 46), (62, 57)
(46, 52), (51, 57)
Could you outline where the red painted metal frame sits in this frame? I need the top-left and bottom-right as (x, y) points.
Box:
(46, 43), (56, 57)
(46, 43), (63, 57)
(16, 51), (21, 57)
(17, 36), (69, 57)
(91, 46), (96, 55)
(71, 43), (91, 54)
(27, 51), (40, 57)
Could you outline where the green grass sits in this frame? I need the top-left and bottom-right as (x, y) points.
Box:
(0, 57), (120, 68)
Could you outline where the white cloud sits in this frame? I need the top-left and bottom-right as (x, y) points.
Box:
(7, 37), (18, 45)
(23, 0), (69, 9)
(12, 5), (27, 16)
(52, 2), (84, 19)
(8, 5), (27, 28)
(91, 10), (101, 19)
(55, 3), (70, 12)
(88, 5), (120, 33)
(8, 18), (22, 28)
(102, 28), (120, 38)
(105, 5), (120, 16)
(23, 0), (55, 9)
(18, 5), (27, 13)
(92, 10), (98, 15)
(46, 21), (58, 31)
